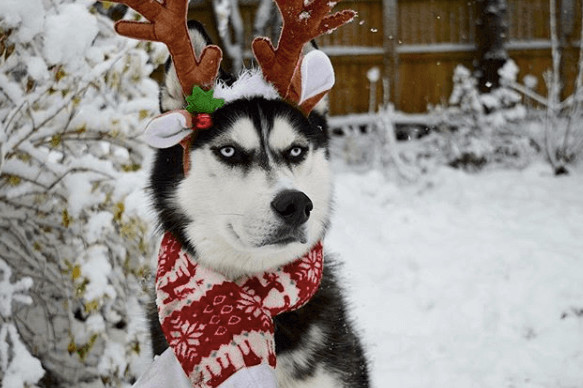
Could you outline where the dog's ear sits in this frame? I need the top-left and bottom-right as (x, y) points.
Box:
(160, 21), (233, 113)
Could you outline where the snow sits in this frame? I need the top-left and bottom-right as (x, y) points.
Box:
(397, 43), (476, 54)
(86, 314), (106, 335)
(43, 3), (98, 68)
(0, 0), (44, 42)
(523, 75), (538, 90)
(367, 66), (381, 83)
(64, 173), (105, 217)
(0, 73), (24, 103)
(81, 245), (116, 302)
(0, 325), (45, 387)
(125, 296), (154, 377)
(498, 59), (519, 83)
(326, 163), (583, 388)
(0, 259), (33, 318)
(213, 0), (231, 37)
(25, 56), (49, 81)
(253, 0), (274, 36)
(299, 11), (311, 20)
(85, 212), (114, 244)
(0, 259), (44, 386)
(506, 40), (553, 50)
(1, 0), (160, 384)
(321, 46), (384, 56)
(98, 342), (128, 378)
(329, 112), (437, 128)
(121, 173), (155, 222)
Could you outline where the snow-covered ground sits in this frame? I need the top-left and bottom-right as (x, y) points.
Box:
(327, 163), (583, 388)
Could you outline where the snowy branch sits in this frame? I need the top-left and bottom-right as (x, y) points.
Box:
(0, 1), (158, 385)
(213, 0), (244, 72)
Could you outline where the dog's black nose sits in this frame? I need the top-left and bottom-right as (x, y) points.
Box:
(271, 190), (313, 227)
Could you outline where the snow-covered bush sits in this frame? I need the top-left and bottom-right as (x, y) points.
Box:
(499, 12), (583, 174)
(444, 62), (526, 128)
(429, 61), (536, 171)
(328, 61), (540, 177)
(0, 0), (164, 385)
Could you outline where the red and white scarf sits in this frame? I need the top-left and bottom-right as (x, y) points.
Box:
(155, 232), (324, 387)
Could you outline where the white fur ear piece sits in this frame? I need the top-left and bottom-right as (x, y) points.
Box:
(299, 50), (335, 105)
(144, 110), (193, 149)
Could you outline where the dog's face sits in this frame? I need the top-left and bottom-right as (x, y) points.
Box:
(151, 98), (331, 278)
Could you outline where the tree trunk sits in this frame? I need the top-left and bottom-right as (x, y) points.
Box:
(382, 0), (398, 106)
(475, 0), (509, 92)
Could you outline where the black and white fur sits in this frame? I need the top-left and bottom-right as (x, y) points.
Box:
(148, 21), (370, 388)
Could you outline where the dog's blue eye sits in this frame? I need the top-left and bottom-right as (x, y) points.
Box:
(220, 146), (235, 158)
(282, 145), (308, 164)
(289, 147), (303, 158)
(284, 146), (308, 163)
(212, 145), (250, 166)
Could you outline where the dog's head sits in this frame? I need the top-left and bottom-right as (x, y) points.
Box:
(149, 24), (332, 278)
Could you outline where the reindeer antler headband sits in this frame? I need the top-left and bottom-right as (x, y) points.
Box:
(102, 0), (355, 159)
(109, 0), (222, 94)
(252, 0), (355, 111)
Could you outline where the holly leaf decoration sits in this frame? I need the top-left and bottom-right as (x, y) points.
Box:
(185, 87), (224, 114)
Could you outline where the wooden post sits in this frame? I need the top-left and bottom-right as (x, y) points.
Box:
(475, 0), (508, 92)
(559, 0), (577, 99)
(383, 0), (398, 107)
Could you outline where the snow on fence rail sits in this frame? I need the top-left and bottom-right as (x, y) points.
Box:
(328, 112), (438, 136)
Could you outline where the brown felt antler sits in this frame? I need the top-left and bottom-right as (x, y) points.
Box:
(105, 0), (222, 95)
(252, 0), (355, 103)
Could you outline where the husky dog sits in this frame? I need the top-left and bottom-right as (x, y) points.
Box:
(147, 21), (370, 388)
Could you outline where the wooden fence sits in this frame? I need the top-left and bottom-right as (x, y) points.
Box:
(186, 0), (582, 114)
